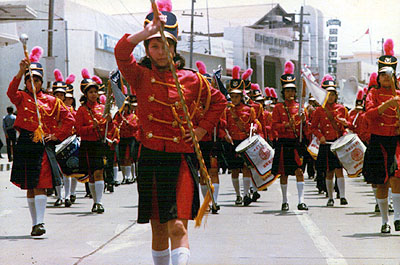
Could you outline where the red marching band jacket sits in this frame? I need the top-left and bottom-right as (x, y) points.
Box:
(365, 87), (400, 136)
(347, 109), (369, 142)
(310, 103), (347, 141)
(7, 76), (74, 141)
(220, 103), (261, 141)
(272, 100), (306, 139)
(114, 111), (139, 139)
(75, 101), (115, 141)
(114, 34), (227, 153)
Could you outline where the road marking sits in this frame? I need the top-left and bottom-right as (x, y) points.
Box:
(295, 211), (348, 265)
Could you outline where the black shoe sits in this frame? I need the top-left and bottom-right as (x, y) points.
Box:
(336, 193), (340, 199)
(65, 199), (72, 207)
(46, 188), (54, 196)
(235, 196), (242, 206)
(113, 180), (120, 187)
(96, 203), (105, 213)
(126, 178), (135, 184)
(375, 204), (380, 213)
(281, 202), (289, 211)
(70, 195), (76, 204)
(340, 198), (348, 205)
(91, 203), (97, 213)
(106, 183), (114, 192)
(252, 191), (261, 202)
(121, 178), (127, 185)
(297, 203), (308, 211)
(243, 195), (252, 206)
(389, 204), (394, 213)
(54, 199), (62, 206)
(327, 199), (334, 207)
(31, 223), (46, 236)
(394, 220), (400, 231)
(211, 204), (220, 214)
(381, 223), (391, 234)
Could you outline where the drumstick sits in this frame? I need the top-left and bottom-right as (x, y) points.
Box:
(249, 123), (254, 139)
(224, 129), (234, 145)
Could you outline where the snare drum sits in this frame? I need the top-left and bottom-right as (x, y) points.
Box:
(330, 133), (366, 178)
(235, 135), (278, 190)
(56, 135), (82, 177)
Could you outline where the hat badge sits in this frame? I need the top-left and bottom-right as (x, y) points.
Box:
(287, 76), (292, 80)
(232, 80), (238, 87)
(329, 81), (334, 85)
(385, 57), (392, 63)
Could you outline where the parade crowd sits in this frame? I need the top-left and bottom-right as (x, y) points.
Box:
(6, 1), (400, 264)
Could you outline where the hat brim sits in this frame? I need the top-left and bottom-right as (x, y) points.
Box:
(283, 84), (296, 89)
(146, 32), (177, 43)
(65, 93), (74, 98)
(229, 89), (243, 95)
(53, 88), (66, 94)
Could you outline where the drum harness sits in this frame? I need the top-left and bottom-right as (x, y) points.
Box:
(321, 107), (343, 139)
(282, 102), (299, 139)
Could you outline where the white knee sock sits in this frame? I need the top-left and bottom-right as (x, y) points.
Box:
(125, 166), (132, 180)
(297, 181), (305, 204)
(377, 198), (389, 225)
(200, 184), (208, 198)
(372, 186), (378, 204)
(70, 178), (77, 196)
(243, 177), (250, 197)
(213, 183), (219, 203)
(94, 180), (104, 204)
(171, 247), (190, 265)
(152, 248), (170, 265)
(63, 176), (71, 199)
(231, 178), (240, 196)
(281, 184), (288, 203)
(88, 182), (97, 203)
(27, 198), (37, 226)
(389, 188), (393, 204)
(337, 177), (345, 198)
(326, 179), (334, 199)
(392, 193), (400, 221)
(34, 195), (47, 225)
(55, 185), (62, 199)
(113, 166), (119, 182)
(131, 163), (137, 178)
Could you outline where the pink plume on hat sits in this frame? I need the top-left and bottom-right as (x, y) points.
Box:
(321, 74), (334, 86)
(251, 83), (260, 91)
(29, 46), (43, 63)
(232, 66), (240, 79)
(241, 68), (253, 80)
(368, 72), (378, 87)
(363, 86), (368, 94)
(384, 38), (394, 56)
(284, 61), (294, 75)
(81, 68), (91, 79)
(196, 61), (207, 75)
(122, 85), (128, 95)
(270, 88), (277, 98)
(150, 0), (172, 13)
(53, 69), (64, 82)
(265, 87), (271, 97)
(99, 94), (106, 105)
(66, 74), (75, 85)
(92, 75), (102, 85)
(356, 89), (364, 100)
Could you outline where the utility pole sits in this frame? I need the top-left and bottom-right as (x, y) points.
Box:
(182, 0), (202, 68)
(297, 6), (304, 100)
(206, 0), (211, 55)
(47, 0), (55, 89)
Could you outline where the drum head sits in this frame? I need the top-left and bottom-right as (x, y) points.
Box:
(331, 133), (355, 151)
(55, 135), (77, 155)
(235, 135), (259, 153)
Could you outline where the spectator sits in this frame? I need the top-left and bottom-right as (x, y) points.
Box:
(3, 106), (16, 161)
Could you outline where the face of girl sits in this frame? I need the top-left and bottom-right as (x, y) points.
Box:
(284, 88), (296, 100)
(146, 38), (176, 69)
(230, 93), (242, 105)
(64, 97), (73, 107)
(54, 92), (65, 101)
(86, 86), (99, 103)
(25, 76), (42, 93)
(327, 91), (337, 104)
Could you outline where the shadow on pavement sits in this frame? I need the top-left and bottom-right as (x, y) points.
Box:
(344, 233), (400, 238)
(0, 235), (45, 240)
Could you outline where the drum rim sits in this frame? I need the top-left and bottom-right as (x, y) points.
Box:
(55, 135), (78, 154)
(235, 135), (260, 153)
(330, 133), (356, 150)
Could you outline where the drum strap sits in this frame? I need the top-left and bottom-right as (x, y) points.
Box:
(282, 102), (299, 139)
(322, 107), (342, 136)
(85, 105), (103, 142)
(229, 107), (248, 135)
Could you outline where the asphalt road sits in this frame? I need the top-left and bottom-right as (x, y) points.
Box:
(1, 166), (400, 265)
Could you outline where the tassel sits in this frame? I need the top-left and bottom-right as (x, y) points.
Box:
(194, 183), (214, 228)
(32, 125), (45, 143)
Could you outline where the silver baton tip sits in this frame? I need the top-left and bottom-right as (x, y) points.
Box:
(19, 34), (29, 44)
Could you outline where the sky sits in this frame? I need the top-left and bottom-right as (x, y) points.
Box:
(72, 0), (400, 56)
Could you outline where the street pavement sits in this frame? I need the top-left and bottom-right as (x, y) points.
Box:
(1, 165), (400, 265)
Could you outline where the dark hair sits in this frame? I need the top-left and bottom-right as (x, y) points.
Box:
(79, 94), (100, 105)
(7, 106), (13, 114)
(138, 53), (185, 70)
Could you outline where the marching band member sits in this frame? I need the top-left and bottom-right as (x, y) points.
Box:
(196, 61), (222, 214)
(221, 66), (260, 207)
(302, 94), (317, 180)
(75, 69), (113, 214)
(271, 61), (308, 211)
(114, 1), (227, 264)
(311, 75), (348, 207)
(363, 39), (400, 233)
(114, 99), (139, 184)
(8, 47), (74, 236)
